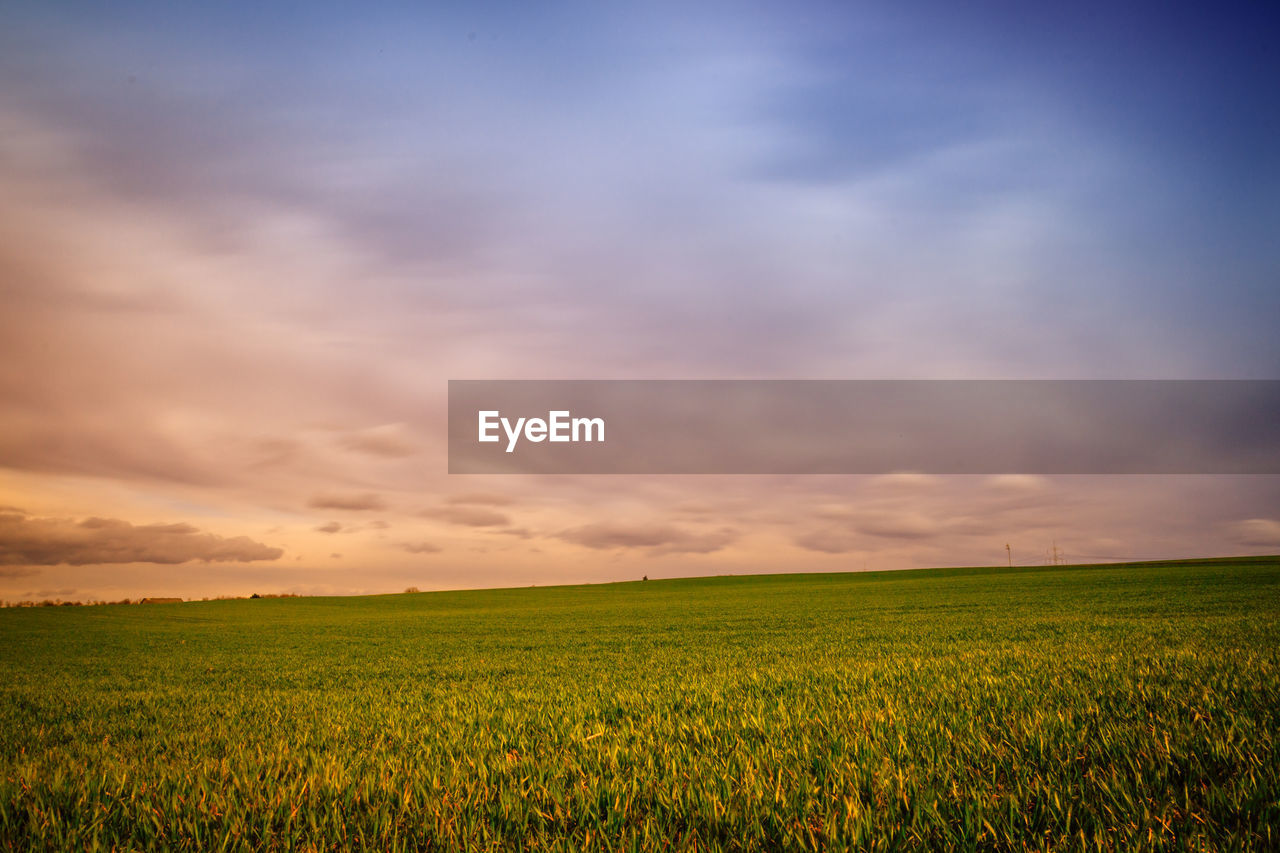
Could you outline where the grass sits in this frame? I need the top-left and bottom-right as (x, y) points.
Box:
(1, 557), (1278, 851)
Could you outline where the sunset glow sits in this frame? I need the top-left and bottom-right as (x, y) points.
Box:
(2, 2), (1277, 602)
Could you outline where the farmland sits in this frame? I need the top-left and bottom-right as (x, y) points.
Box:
(1, 557), (1278, 851)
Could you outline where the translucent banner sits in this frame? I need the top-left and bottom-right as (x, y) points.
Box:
(448, 380), (1280, 474)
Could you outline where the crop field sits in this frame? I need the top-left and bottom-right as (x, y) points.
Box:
(1, 557), (1278, 851)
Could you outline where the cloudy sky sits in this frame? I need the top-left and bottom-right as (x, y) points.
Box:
(1, 1), (1277, 601)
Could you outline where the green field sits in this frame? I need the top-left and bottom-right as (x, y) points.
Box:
(2, 558), (1278, 851)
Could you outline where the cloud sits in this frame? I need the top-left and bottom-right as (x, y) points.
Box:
(852, 511), (940, 540)
(871, 473), (940, 490)
(559, 523), (681, 549)
(446, 492), (515, 506)
(30, 588), (76, 599)
(420, 506), (510, 527)
(315, 521), (342, 534)
(0, 566), (39, 579)
(1229, 518), (1280, 547)
(650, 529), (737, 556)
(0, 6), (1276, 596)
(984, 474), (1050, 492)
(338, 424), (418, 458)
(557, 523), (736, 555)
(797, 508), (942, 548)
(401, 541), (442, 554)
(247, 437), (300, 469)
(793, 529), (861, 554)
(0, 513), (283, 566)
(308, 493), (387, 511)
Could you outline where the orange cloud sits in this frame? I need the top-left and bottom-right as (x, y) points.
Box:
(401, 541), (442, 554)
(309, 493), (387, 511)
(420, 507), (510, 527)
(557, 523), (736, 555)
(338, 424), (418, 458)
(853, 511), (941, 540)
(793, 529), (861, 554)
(446, 493), (515, 506)
(0, 566), (39, 579)
(0, 512), (283, 566)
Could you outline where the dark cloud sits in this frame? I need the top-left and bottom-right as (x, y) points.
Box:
(0, 513), (283, 566)
(401, 541), (442, 554)
(420, 506), (510, 527)
(309, 493), (387, 511)
(558, 523), (736, 555)
(315, 521), (342, 534)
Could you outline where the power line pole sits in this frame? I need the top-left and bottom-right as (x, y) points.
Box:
(1005, 543), (1012, 568)
(1052, 541), (1061, 565)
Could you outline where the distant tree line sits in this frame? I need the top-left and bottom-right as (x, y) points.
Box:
(1, 592), (303, 607)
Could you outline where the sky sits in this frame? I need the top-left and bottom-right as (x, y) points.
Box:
(1, 0), (1277, 601)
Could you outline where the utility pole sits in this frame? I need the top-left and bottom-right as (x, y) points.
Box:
(1052, 541), (1061, 565)
(1005, 543), (1012, 568)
